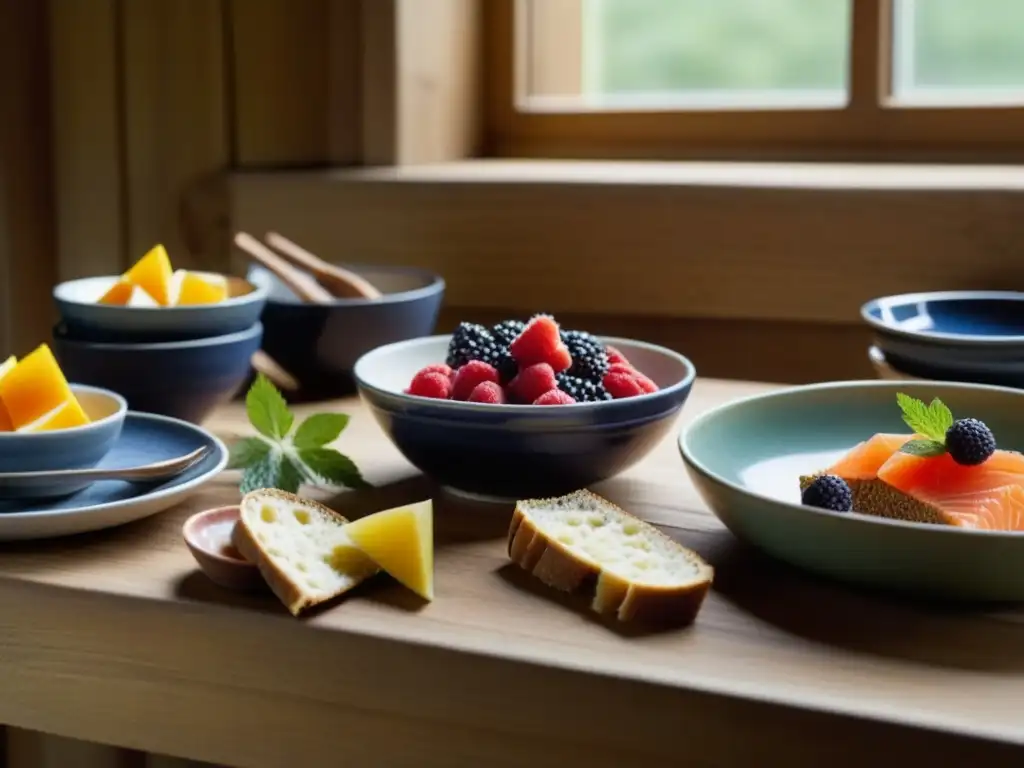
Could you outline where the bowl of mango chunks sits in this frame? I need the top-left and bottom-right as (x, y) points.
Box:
(54, 244), (270, 343)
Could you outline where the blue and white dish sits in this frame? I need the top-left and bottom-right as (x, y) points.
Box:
(53, 322), (263, 424)
(862, 291), (1024, 348)
(0, 385), (127, 478)
(250, 263), (445, 399)
(54, 270), (270, 342)
(680, 379), (1024, 602)
(354, 335), (695, 500)
(0, 411), (227, 540)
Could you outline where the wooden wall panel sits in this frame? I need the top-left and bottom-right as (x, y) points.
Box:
(121, 0), (230, 273)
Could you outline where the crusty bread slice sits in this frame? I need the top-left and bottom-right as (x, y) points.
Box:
(508, 490), (713, 625)
(232, 488), (380, 616)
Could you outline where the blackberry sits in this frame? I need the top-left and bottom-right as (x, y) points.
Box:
(492, 319), (526, 347)
(801, 475), (853, 513)
(561, 329), (609, 382)
(556, 373), (613, 403)
(446, 322), (495, 369)
(945, 418), (996, 466)
(481, 346), (519, 384)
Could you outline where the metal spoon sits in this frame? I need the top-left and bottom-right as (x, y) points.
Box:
(0, 446), (210, 496)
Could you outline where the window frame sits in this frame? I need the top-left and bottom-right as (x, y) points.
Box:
(485, 0), (1024, 161)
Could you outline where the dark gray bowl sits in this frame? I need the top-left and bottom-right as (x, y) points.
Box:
(249, 264), (445, 401)
(354, 335), (696, 501)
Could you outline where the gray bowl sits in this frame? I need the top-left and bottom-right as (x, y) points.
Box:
(250, 263), (445, 400)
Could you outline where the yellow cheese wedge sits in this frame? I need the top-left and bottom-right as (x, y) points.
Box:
(123, 244), (174, 306)
(97, 279), (136, 306)
(343, 499), (434, 601)
(174, 270), (229, 306)
(17, 397), (91, 432)
(0, 345), (75, 429)
(0, 355), (15, 431)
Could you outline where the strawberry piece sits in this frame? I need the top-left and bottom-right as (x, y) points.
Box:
(605, 345), (630, 366)
(509, 315), (571, 372)
(534, 389), (575, 405)
(451, 360), (499, 401)
(406, 370), (452, 399)
(467, 381), (506, 404)
(603, 371), (644, 399)
(509, 362), (557, 404)
(634, 372), (659, 393)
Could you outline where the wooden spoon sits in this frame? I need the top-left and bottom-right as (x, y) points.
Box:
(265, 231), (383, 300)
(233, 231), (334, 304)
(250, 350), (299, 392)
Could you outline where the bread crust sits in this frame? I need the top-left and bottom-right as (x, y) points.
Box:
(507, 491), (713, 626)
(232, 488), (352, 616)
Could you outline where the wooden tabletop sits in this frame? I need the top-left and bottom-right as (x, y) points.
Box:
(0, 378), (1022, 768)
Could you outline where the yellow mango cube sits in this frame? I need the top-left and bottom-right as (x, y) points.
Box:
(0, 355), (15, 431)
(342, 499), (434, 600)
(0, 345), (75, 430)
(18, 397), (91, 432)
(175, 270), (228, 306)
(97, 279), (136, 306)
(123, 244), (173, 306)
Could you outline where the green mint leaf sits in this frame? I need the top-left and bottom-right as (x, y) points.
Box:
(896, 393), (952, 442)
(246, 374), (293, 441)
(298, 447), (371, 490)
(899, 438), (948, 458)
(228, 437), (270, 469)
(293, 413), (350, 450)
(240, 451), (304, 495)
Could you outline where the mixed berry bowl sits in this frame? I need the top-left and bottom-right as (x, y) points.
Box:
(353, 316), (696, 500)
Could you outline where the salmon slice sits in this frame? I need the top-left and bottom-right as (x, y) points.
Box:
(876, 449), (1024, 531)
(822, 433), (912, 480)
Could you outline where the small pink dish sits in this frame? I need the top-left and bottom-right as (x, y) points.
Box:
(182, 505), (263, 592)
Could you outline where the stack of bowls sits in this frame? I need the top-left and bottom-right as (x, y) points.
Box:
(50, 271), (269, 424)
(862, 291), (1024, 388)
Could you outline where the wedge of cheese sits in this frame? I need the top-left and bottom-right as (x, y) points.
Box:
(343, 499), (435, 601)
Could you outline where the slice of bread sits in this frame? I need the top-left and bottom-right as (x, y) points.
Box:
(232, 488), (380, 616)
(508, 490), (714, 625)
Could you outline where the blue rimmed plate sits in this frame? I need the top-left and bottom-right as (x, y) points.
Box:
(0, 411), (227, 540)
(862, 291), (1024, 348)
(679, 380), (1024, 602)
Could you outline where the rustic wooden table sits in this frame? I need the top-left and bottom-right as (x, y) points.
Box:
(1, 378), (1022, 768)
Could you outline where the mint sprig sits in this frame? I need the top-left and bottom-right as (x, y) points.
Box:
(896, 393), (954, 457)
(228, 374), (370, 494)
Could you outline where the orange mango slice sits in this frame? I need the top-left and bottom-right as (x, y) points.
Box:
(18, 397), (91, 432)
(175, 270), (228, 306)
(0, 345), (75, 430)
(123, 244), (173, 306)
(98, 279), (136, 306)
(0, 356), (15, 431)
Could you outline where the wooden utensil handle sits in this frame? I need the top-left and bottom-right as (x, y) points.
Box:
(265, 231), (383, 300)
(233, 232), (334, 304)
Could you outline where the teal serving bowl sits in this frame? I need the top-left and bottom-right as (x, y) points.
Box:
(679, 380), (1024, 602)
(0, 384), (127, 476)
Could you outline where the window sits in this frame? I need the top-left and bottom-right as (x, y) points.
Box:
(487, 0), (1024, 159)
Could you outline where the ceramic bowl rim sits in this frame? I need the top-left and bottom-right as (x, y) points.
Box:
(353, 334), (696, 414)
(679, 378), (1024, 539)
(255, 263), (446, 308)
(53, 269), (271, 313)
(53, 321), (263, 351)
(0, 383), (127, 440)
(182, 505), (258, 568)
(861, 291), (1024, 346)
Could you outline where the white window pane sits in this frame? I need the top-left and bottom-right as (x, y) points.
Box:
(582, 0), (850, 108)
(892, 0), (1024, 105)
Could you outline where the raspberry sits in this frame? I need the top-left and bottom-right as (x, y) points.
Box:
(509, 363), (557, 404)
(605, 345), (630, 366)
(801, 475), (853, 512)
(603, 371), (644, 399)
(633, 372), (659, 393)
(467, 381), (506, 404)
(406, 370), (452, 399)
(534, 389), (575, 406)
(945, 418), (997, 466)
(607, 362), (636, 377)
(418, 363), (453, 379)
(451, 360), (499, 401)
(509, 315), (571, 372)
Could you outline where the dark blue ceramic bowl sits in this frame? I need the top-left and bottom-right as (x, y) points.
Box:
(862, 291), (1024, 348)
(0, 385), (126, 475)
(354, 336), (696, 500)
(249, 264), (444, 400)
(52, 323), (263, 424)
